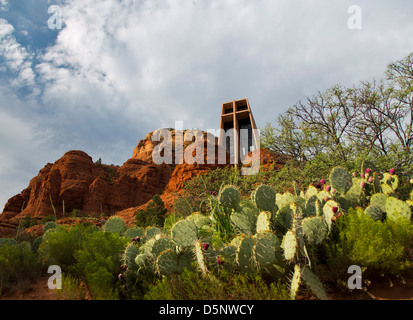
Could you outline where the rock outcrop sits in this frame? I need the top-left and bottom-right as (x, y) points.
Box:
(0, 129), (287, 237)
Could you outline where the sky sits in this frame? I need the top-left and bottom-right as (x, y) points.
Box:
(0, 0), (413, 212)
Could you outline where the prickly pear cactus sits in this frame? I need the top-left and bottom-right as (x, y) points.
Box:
(231, 207), (257, 235)
(124, 227), (145, 239)
(235, 235), (255, 274)
(364, 204), (384, 221)
(282, 230), (298, 262)
(134, 252), (154, 273)
(152, 237), (176, 257)
(290, 264), (302, 300)
(171, 219), (198, 247)
(145, 226), (162, 238)
(122, 243), (140, 270)
(254, 184), (276, 212)
(385, 197), (411, 221)
(219, 185), (241, 210)
(301, 216), (328, 245)
(156, 249), (179, 276)
(301, 267), (328, 300)
(382, 173), (399, 191)
(329, 167), (352, 195)
(256, 211), (272, 233)
(253, 234), (279, 269)
(43, 221), (58, 233)
(103, 216), (126, 235)
(323, 200), (340, 231)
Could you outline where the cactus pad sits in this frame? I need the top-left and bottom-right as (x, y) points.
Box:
(254, 184), (276, 212)
(231, 208), (257, 235)
(123, 227), (145, 239)
(103, 216), (125, 234)
(302, 216), (328, 245)
(156, 249), (179, 276)
(301, 267), (328, 300)
(329, 166), (352, 194)
(385, 197), (411, 221)
(219, 185), (241, 209)
(364, 204), (384, 221)
(171, 219), (198, 247)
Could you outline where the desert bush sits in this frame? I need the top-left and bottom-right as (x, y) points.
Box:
(71, 230), (128, 300)
(56, 273), (87, 300)
(0, 241), (41, 291)
(38, 224), (94, 271)
(324, 208), (413, 280)
(144, 268), (289, 300)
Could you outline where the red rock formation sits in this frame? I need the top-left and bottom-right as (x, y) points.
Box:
(0, 129), (287, 237)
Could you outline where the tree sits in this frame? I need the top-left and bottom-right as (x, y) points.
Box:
(263, 52), (413, 171)
(134, 194), (167, 228)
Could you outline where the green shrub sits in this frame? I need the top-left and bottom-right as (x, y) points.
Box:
(72, 230), (128, 300)
(324, 208), (413, 279)
(144, 269), (289, 300)
(135, 194), (167, 228)
(38, 224), (94, 271)
(56, 273), (87, 300)
(0, 241), (41, 291)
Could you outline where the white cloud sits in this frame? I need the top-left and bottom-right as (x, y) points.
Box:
(1, 0), (413, 211)
(0, 19), (36, 87)
(0, 0), (8, 12)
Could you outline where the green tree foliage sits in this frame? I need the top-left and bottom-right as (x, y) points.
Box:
(135, 194), (167, 228)
(262, 52), (413, 173)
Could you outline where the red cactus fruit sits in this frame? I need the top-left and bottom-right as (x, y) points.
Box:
(320, 179), (326, 185)
(332, 206), (338, 214)
(325, 185), (331, 191)
(365, 168), (371, 174)
(360, 181), (365, 188)
(360, 173), (365, 179)
(368, 176), (373, 183)
(217, 256), (224, 265)
(353, 172), (357, 177)
(390, 168), (396, 175)
(202, 243), (210, 251)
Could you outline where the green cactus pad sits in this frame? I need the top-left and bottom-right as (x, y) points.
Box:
(256, 211), (273, 233)
(370, 193), (387, 212)
(219, 245), (237, 265)
(360, 160), (378, 174)
(301, 267), (328, 300)
(290, 264), (302, 300)
(385, 197), (411, 221)
(171, 219), (198, 247)
(152, 237), (176, 257)
(256, 230), (281, 251)
(194, 240), (209, 276)
(156, 249), (179, 276)
(364, 204), (384, 221)
(253, 235), (278, 268)
(235, 236), (255, 273)
(305, 185), (319, 201)
(32, 237), (42, 253)
(140, 238), (156, 255)
(277, 192), (298, 209)
(335, 196), (351, 212)
(329, 166), (353, 194)
(219, 185), (241, 209)
(282, 230), (298, 262)
(123, 243), (140, 269)
(43, 221), (58, 233)
(382, 173), (399, 191)
(145, 226), (162, 238)
(177, 249), (195, 272)
(231, 208), (257, 235)
(274, 205), (293, 234)
(305, 195), (319, 217)
(254, 184), (276, 212)
(323, 200), (340, 230)
(134, 252), (154, 272)
(186, 213), (204, 223)
(103, 216), (125, 235)
(123, 227), (145, 239)
(302, 216), (328, 245)
(194, 216), (212, 229)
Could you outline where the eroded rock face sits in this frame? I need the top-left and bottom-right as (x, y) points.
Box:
(0, 129), (287, 237)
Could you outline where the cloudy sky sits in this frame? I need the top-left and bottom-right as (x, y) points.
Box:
(0, 0), (413, 211)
